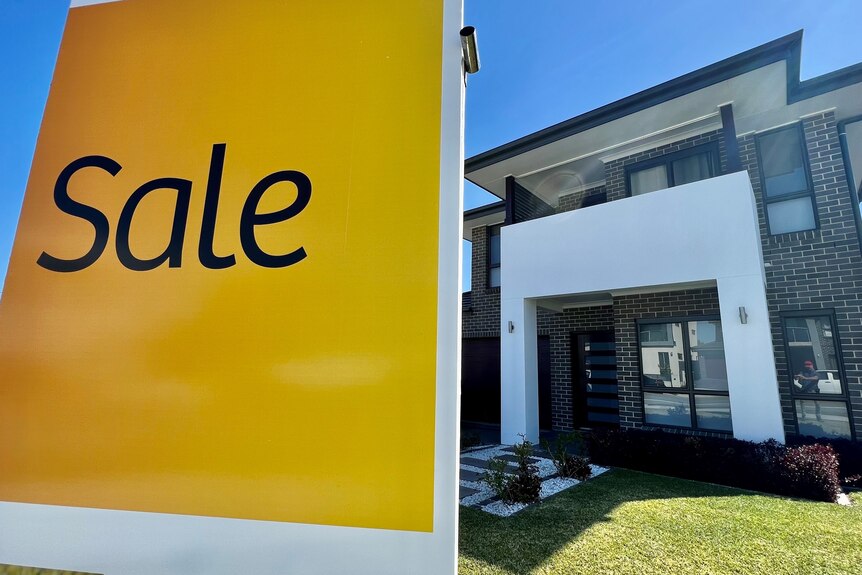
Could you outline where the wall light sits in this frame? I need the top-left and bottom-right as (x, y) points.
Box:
(739, 306), (748, 324)
(508, 320), (514, 333)
(460, 26), (480, 75)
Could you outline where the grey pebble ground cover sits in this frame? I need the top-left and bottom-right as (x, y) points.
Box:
(459, 445), (608, 517)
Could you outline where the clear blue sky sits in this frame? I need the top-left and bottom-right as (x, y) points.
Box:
(1, 0), (862, 295)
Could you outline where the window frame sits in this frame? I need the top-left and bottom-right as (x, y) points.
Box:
(780, 309), (855, 440)
(486, 224), (501, 289)
(754, 122), (819, 236)
(636, 315), (731, 433)
(624, 142), (721, 197)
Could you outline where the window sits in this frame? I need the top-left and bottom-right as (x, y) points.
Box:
(487, 224), (501, 288)
(638, 318), (732, 432)
(627, 144), (719, 196)
(756, 124), (817, 234)
(781, 313), (853, 440)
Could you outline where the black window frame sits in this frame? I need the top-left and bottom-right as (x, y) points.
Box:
(486, 224), (501, 289)
(780, 309), (855, 440)
(636, 315), (732, 433)
(754, 122), (819, 236)
(625, 142), (721, 197)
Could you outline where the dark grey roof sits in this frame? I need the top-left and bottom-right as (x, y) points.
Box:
(465, 30), (862, 174)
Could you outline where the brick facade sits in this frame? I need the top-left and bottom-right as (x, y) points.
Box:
(463, 226), (500, 338)
(558, 185), (606, 213)
(604, 129), (728, 202)
(739, 111), (862, 438)
(464, 112), (862, 440)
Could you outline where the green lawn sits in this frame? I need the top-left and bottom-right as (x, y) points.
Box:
(460, 469), (862, 575)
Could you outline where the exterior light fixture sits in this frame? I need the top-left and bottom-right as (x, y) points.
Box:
(508, 320), (515, 333)
(739, 306), (748, 324)
(460, 26), (480, 75)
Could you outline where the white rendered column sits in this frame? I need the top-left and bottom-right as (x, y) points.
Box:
(717, 274), (785, 442)
(500, 297), (539, 444)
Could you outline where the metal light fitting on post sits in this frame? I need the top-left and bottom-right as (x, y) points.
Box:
(460, 26), (480, 75)
(508, 320), (515, 333)
(739, 306), (748, 324)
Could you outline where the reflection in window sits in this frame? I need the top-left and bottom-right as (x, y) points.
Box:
(795, 400), (852, 439)
(690, 320), (728, 392)
(695, 395), (732, 432)
(628, 146), (717, 196)
(630, 165), (668, 196)
(488, 225), (501, 288)
(782, 314), (852, 440)
(784, 316), (842, 395)
(756, 124), (817, 234)
(639, 319), (731, 432)
(644, 392), (691, 428)
(640, 323), (685, 388)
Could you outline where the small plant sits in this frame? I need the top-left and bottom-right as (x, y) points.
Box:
(482, 436), (541, 504)
(482, 457), (510, 497)
(541, 432), (592, 480)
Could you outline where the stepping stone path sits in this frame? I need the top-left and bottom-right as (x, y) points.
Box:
(459, 444), (609, 517)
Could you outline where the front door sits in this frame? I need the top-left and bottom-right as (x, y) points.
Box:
(571, 331), (619, 428)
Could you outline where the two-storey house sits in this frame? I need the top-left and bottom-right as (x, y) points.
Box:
(461, 31), (862, 445)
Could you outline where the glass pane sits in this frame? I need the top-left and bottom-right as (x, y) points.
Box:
(640, 323), (686, 389)
(586, 383), (618, 394)
(629, 165), (668, 196)
(786, 316), (843, 394)
(489, 229), (501, 266)
(587, 397), (619, 409)
(767, 197), (815, 234)
(690, 320), (727, 391)
(639, 323), (673, 345)
(672, 153), (713, 186)
(759, 128), (808, 198)
(644, 392), (691, 428)
(488, 266), (501, 288)
(695, 395), (732, 432)
(795, 400), (852, 439)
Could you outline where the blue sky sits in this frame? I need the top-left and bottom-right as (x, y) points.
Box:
(1, 0), (862, 294)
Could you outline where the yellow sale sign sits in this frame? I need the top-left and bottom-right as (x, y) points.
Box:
(0, 0), (443, 532)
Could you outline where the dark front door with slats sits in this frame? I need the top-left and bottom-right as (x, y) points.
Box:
(572, 331), (619, 428)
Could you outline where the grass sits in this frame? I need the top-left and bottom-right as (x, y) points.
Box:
(460, 469), (862, 575)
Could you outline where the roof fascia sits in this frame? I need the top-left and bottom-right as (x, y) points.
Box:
(466, 31), (807, 174)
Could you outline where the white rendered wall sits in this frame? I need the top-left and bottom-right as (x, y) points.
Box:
(500, 172), (785, 444)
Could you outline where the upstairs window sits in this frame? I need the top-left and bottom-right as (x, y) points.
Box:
(487, 224), (501, 288)
(756, 124), (817, 234)
(627, 144), (719, 196)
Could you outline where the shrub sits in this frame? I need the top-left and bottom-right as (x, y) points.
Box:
(777, 444), (841, 502)
(786, 435), (862, 484)
(585, 428), (841, 502)
(541, 432), (592, 480)
(482, 436), (541, 504)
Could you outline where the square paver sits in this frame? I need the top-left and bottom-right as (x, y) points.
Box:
(459, 486), (480, 499)
(459, 468), (486, 482)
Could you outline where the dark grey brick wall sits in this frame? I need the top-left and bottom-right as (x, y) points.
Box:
(463, 226), (500, 338)
(613, 288), (722, 434)
(542, 305), (614, 430)
(740, 111), (862, 438)
(604, 129), (728, 202)
(558, 186), (606, 213)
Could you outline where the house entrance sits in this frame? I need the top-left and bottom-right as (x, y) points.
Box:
(571, 331), (619, 428)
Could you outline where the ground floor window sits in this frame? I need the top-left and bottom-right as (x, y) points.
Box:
(638, 317), (732, 432)
(781, 311), (854, 440)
